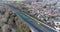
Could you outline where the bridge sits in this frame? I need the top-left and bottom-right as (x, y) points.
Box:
(2, 3), (57, 32)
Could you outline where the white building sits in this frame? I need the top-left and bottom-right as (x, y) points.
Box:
(54, 21), (60, 32)
(55, 2), (60, 7)
(26, 0), (37, 2)
(44, 0), (57, 5)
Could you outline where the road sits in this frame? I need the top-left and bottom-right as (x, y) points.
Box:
(2, 3), (57, 32)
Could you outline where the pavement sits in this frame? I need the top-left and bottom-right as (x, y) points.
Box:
(2, 3), (57, 32)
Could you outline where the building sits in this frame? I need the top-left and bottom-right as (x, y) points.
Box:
(26, 0), (37, 2)
(55, 2), (60, 7)
(54, 22), (60, 32)
(54, 20), (60, 32)
(44, 0), (57, 5)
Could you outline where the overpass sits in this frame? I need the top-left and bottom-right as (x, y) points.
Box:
(2, 3), (57, 32)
